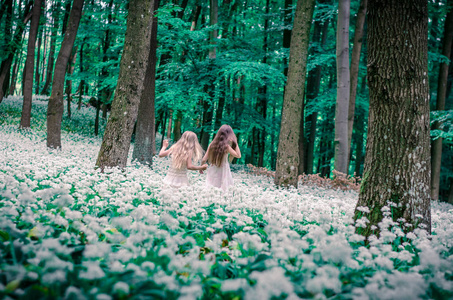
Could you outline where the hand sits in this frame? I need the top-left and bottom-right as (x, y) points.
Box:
(200, 164), (208, 170)
(162, 140), (169, 149)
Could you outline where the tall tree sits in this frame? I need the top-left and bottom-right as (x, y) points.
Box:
(431, 0), (453, 200)
(0, 2), (32, 103)
(347, 0), (367, 159)
(200, 0), (218, 149)
(46, 0), (84, 148)
(132, 0), (159, 165)
(275, 0), (315, 186)
(334, 0), (350, 174)
(41, 2), (59, 95)
(20, 0), (42, 128)
(96, 0), (154, 169)
(354, 0), (431, 237)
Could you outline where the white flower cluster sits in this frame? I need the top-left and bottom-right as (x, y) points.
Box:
(0, 96), (453, 299)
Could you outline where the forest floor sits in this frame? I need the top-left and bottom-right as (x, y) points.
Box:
(1, 95), (453, 299)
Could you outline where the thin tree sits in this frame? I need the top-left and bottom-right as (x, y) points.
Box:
(354, 0), (431, 237)
(347, 0), (367, 159)
(0, 2), (33, 103)
(46, 0), (84, 148)
(96, 0), (155, 169)
(20, 0), (43, 128)
(431, 0), (453, 200)
(41, 2), (59, 95)
(334, 0), (350, 174)
(133, 0), (160, 165)
(275, 0), (315, 187)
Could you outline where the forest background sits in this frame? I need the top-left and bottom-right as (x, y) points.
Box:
(0, 0), (452, 203)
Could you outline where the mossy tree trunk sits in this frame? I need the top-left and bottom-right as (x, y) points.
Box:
(46, 0), (84, 149)
(96, 0), (154, 169)
(132, 0), (159, 165)
(274, 0), (315, 187)
(354, 0), (431, 237)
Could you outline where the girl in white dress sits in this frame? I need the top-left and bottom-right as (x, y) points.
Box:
(159, 131), (208, 188)
(201, 125), (241, 192)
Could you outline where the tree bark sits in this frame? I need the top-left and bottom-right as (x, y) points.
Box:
(9, 53), (22, 96)
(275, 0), (315, 187)
(35, 23), (43, 94)
(96, 0), (154, 169)
(347, 0), (367, 159)
(46, 0), (84, 148)
(334, 0), (350, 174)
(354, 0), (431, 237)
(431, 0), (453, 200)
(20, 0), (42, 128)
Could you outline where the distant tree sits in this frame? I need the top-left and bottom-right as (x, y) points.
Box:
(431, 0), (453, 200)
(334, 0), (350, 174)
(46, 0), (84, 148)
(275, 0), (315, 186)
(354, 0), (431, 237)
(20, 0), (42, 128)
(96, 0), (154, 169)
(132, 0), (160, 166)
(0, 2), (32, 103)
(41, 2), (59, 95)
(347, 0), (367, 161)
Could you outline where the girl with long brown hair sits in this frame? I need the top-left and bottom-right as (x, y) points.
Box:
(201, 125), (241, 191)
(159, 131), (208, 188)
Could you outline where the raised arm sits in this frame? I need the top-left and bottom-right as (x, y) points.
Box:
(227, 142), (241, 158)
(158, 140), (172, 157)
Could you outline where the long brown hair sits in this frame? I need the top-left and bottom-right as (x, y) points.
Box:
(208, 125), (236, 167)
(170, 131), (204, 169)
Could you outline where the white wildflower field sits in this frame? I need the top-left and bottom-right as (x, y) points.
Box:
(1, 96), (453, 299)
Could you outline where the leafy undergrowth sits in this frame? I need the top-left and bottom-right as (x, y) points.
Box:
(1, 96), (453, 299)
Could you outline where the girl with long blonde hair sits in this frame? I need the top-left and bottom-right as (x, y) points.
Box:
(201, 125), (241, 191)
(159, 131), (207, 188)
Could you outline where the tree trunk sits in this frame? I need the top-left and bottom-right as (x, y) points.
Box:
(448, 178), (453, 204)
(334, 0), (350, 174)
(282, 0), (292, 78)
(65, 46), (78, 119)
(354, 0), (431, 237)
(347, 0), (367, 159)
(78, 41), (85, 109)
(96, 0), (154, 169)
(431, 0), (453, 200)
(46, 0), (84, 148)
(35, 24), (43, 94)
(0, 3), (32, 103)
(20, 0), (42, 128)
(1, 0), (13, 98)
(190, 5), (202, 31)
(41, 3), (58, 95)
(9, 54), (21, 96)
(275, 0), (315, 186)
(173, 111), (182, 141)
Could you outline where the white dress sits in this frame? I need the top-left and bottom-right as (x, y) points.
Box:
(163, 166), (189, 188)
(206, 154), (233, 192)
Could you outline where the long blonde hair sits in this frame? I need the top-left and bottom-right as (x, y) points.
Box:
(169, 131), (204, 169)
(208, 125), (236, 167)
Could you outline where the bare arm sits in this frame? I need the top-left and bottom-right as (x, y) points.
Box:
(187, 156), (208, 171)
(158, 140), (172, 157)
(227, 143), (241, 158)
(201, 145), (210, 165)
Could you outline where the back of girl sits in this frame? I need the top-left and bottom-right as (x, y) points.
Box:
(202, 125), (241, 191)
(159, 131), (207, 188)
